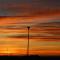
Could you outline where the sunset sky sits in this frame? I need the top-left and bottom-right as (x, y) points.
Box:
(0, 0), (60, 56)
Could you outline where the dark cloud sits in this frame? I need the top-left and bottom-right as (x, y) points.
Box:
(0, 0), (60, 16)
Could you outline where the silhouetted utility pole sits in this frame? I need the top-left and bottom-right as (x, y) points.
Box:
(27, 26), (30, 56)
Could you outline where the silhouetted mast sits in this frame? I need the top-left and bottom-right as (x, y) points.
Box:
(27, 26), (30, 56)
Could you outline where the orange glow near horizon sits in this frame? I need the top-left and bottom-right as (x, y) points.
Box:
(0, 15), (60, 56)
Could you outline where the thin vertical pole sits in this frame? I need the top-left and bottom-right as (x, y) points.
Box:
(27, 26), (30, 56)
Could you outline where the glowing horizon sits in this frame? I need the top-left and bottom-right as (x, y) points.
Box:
(0, 16), (60, 56)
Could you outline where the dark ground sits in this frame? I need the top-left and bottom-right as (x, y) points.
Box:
(0, 55), (60, 60)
